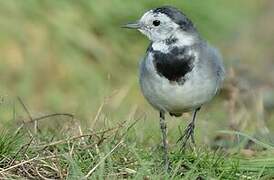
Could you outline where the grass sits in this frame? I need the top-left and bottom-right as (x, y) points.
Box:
(1, 115), (274, 179)
(1, 98), (274, 179)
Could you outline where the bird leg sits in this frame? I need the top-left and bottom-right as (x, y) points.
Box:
(159, 111), (169, 170)
(177, 107), (200, 149)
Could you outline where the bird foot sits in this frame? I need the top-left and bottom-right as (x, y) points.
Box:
(177, 122), (195, 150)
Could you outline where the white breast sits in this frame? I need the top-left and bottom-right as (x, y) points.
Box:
(139, 52), (219, 113)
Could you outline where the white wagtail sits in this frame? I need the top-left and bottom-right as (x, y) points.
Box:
(123, 6), (225, 168)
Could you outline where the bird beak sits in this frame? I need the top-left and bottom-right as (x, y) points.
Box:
(121, 21), (141, 29)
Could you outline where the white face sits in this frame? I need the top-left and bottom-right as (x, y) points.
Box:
(138, 11), (180, 42)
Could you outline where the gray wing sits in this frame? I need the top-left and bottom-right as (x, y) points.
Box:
(210, 46), (225, 84)
(199, 43), (225, 93)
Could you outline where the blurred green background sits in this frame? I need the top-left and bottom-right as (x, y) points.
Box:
(0, 0), (273, 143)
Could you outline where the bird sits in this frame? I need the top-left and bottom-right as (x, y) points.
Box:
(123, 6), (225, 169)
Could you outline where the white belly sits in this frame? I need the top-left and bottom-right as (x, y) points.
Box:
(139, 55), (218, 113)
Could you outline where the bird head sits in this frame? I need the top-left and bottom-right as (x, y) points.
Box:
(123, 6), (198, 44)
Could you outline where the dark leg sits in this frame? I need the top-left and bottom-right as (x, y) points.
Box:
(160, 111), (169, 170)
(177, 107), (201, 148)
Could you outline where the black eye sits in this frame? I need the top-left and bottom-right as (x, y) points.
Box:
(153, 20), (161, 26)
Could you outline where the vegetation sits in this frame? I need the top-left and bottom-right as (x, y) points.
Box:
(1, 120), (274, 179)
(0, 0), (274, 179)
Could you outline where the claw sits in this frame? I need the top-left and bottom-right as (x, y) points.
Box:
(177, 108), (200, 150)
(177, 122), (195, 149)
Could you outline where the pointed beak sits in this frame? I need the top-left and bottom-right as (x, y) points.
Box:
(121, 21), (141, 29)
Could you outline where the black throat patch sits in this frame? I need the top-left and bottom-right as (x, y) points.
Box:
(151, 46), (195, 84)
